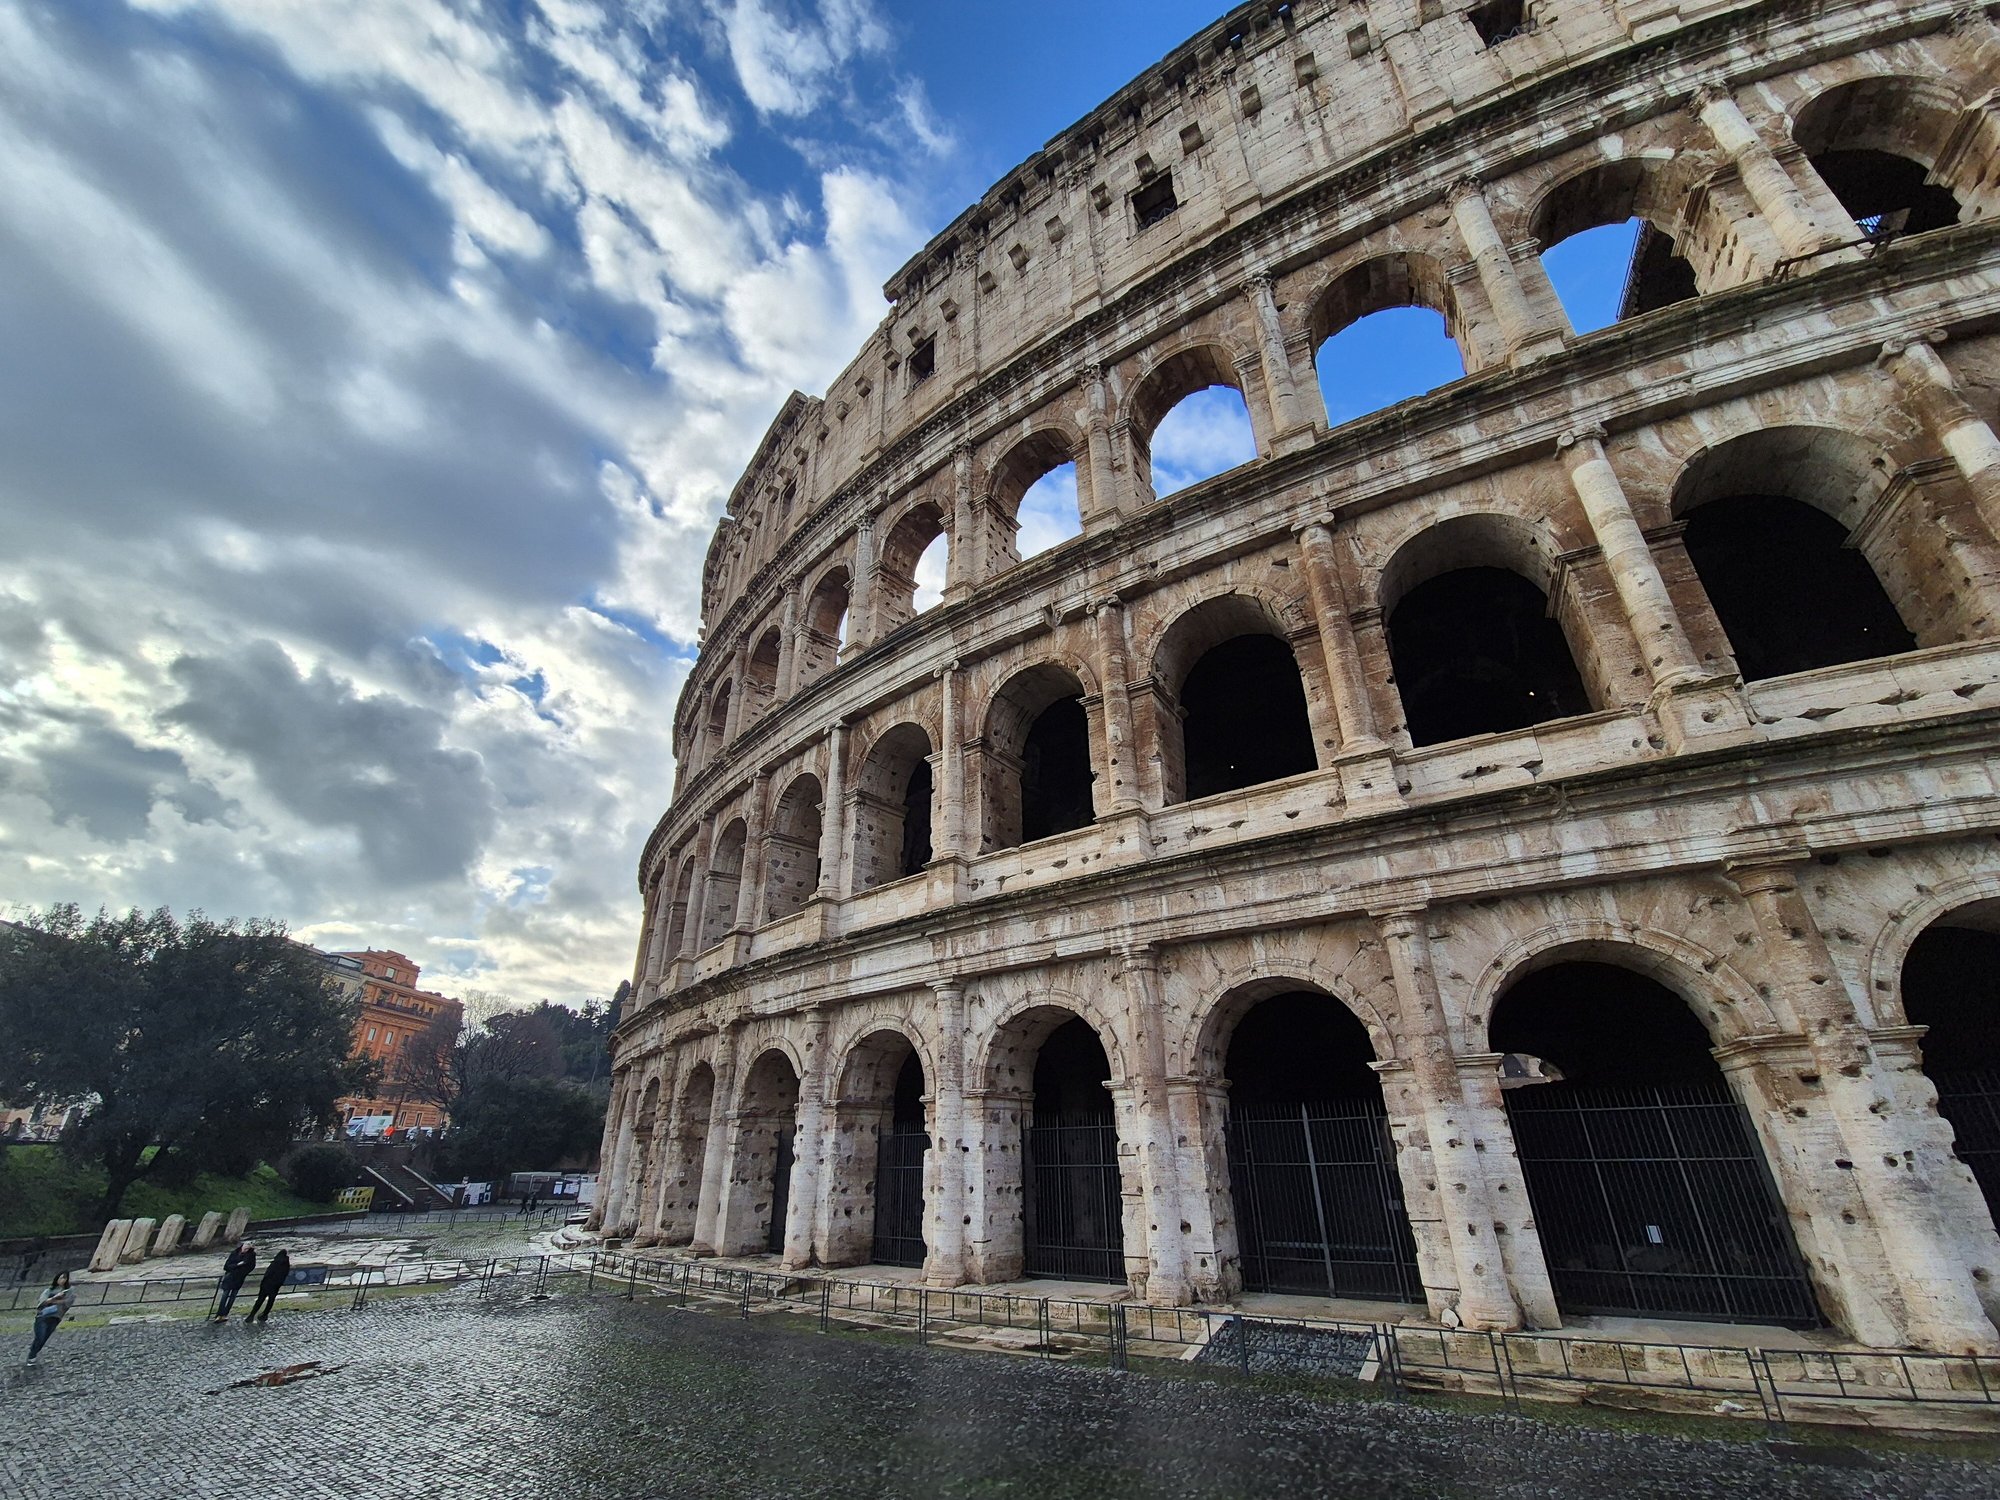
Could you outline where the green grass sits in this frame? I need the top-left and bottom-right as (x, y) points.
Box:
(0, 1143), (329, 1238)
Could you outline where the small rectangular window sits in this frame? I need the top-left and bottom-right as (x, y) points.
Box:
(1468, 0), (1529, 47)
(908, 335), (935, 385)
(366, 1026), (377, 1043)
(1131, 173), (1179, 229)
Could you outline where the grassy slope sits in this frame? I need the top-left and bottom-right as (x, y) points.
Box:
(0, 1144), (327, 1239)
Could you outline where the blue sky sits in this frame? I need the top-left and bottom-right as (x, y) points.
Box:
(0, 1), (1631, 1004)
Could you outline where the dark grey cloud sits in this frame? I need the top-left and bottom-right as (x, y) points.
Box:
(164, 641), (495, 885)
(2, 718), (226, 842)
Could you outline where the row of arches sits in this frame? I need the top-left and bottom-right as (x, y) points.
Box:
(606, 905), (2000, 1338)
(684, 64), (1996, 762)
(650, 415), (1977, 965)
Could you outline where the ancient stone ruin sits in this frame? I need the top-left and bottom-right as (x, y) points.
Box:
(601, 0), (2000, 1354)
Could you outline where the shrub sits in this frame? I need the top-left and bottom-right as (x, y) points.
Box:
(280, 1143), (357, 1203)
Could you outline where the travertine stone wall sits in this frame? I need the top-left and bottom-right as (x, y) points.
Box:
(605, 0), (2000, 1353)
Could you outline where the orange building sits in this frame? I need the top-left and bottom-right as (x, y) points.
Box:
(324, 948), (464, 1132)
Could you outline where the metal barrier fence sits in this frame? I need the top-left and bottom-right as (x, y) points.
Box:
(16, 1246), (2000, 1432)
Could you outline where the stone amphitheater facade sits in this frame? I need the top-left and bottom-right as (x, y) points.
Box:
(596, 0), (2000, 1353)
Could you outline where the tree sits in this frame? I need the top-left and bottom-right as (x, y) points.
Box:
(0, 905), (372, 1220)
(435, 1077), (603, 1181)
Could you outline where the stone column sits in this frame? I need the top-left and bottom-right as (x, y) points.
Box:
(1082, 364), (1123, 530)
(1118, 947), (1191, 1305)
(1092, 598), (1143, 814)
(680, 817), (715, 962)
(1247, 272), (1307, 441)
(776, 579), (804, 698)
(815, 721), (849, 901)
(934, 662), (965, 862)
(600, 1074), (637, 1233)
(782, 1007), (832, 1270)
(925, 980), (971, 1288)
(732, 770), (774, 935)
(1556, 429), (1705, 690)
(844, 513), (878, 659)
(1374, 911), (1522, 1329)
(963, 1086), (1030, 1283)
(1693, 88), (1851, 262)
(1295, 520), (1401, 810)
(725, 638), (751, 740)
(690, 1024), (741, 1255)
(1166, 1074), (1232, 1303)
(1727, 863), (2000, 1352)
(1882, 337), (2000, 543)
(1449, 179), (1562, 362)
(640, 880), (673, 1001)
(947, 445), (979, 601)
(1453, 1054), (1560, 1328)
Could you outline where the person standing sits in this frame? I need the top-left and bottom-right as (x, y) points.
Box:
(27, 1272), (72, 1361)
(245, 1248), (291, 1323)
(214, 1242), (255, 1321)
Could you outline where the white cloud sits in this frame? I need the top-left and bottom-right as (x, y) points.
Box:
(717, 0), (887, 118)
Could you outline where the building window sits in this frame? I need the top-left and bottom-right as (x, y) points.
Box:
(366, 1026), (377, 1043)
(1132, 173), (1179, 229)
(908, 335), (936, 386)
(1468, 0), (1530, 47)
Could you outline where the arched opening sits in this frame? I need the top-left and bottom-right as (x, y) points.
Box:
(1795, 78), (1965, 241)
(798, 567), (851, 685)
(1023, 1016), (1125, 1282)
(1901, 910), (2000, 1230)
(991, 431), (1083, 571)
(1384, 527), (1592, 747)
(1221, 991), (1423, 1302)
(1129, 346), (1257, 503)
(698, 819), (746, 949)
(824, 1030), (930, 1268)
(852, 724), (934, 891)
(762, 775), (823, 923)
(1311, 253), (1465, 427)
(877, 502), (949, 635)
(658, 1062), (713, 1243)
(631, 1077), (662, 1234)
(744, 629), (782, 719)
(1154, 596), (1315, 805)
(1491, 960), (1820, 1326)
(980, 663), (1094, 852)
(1531, 161), (1698, 331)
(704, 680), (733, 748)
(729, 1050), (801, 1257)
(663, 858), (696, 959)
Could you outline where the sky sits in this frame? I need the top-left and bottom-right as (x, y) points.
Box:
(0, 1), (1631, 1007)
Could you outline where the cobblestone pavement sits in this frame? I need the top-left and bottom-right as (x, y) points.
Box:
(1, 1286), (1996, 1500)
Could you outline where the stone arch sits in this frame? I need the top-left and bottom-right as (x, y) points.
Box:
(1186, 970), (1398, 1080)
(1124, 339), (1261, 504)
(744, 626), (782, 720)
(797, 563), (852, 687)
(698, 817), (747, 949)
(1790, 73), (1969, 236)
(976, 991), (1130, 1093)
(1305, 250), (1472, 418)
(1144, 589), (1316, 805)
(976, 658), (1097, 851)
(762, 772), (824, 923)
(663, 855), (697, 958)
(1669, 426), (1931, 672)
(824, 1023), (934, 1267)
(1377, 511), (1598, 746)
(628, 1073), (664, 1234)
(1465, 922), (1782, 1056)
(658, 1058), (715, 1244)
(1866, 871), (2000, 1025)
(875, 494), (950, 636)
(988, 425), (1084, 536)
(850, 721), (935, 891)
(722, 1043), (803, 1256)
(703, 679), (734, 747)
(1527, 154), (1701, 322)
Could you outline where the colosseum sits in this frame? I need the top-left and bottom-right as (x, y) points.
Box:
(595, 0), (2000, 1354)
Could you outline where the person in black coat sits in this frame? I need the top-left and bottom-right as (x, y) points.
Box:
(214, 1242), (256, 1320)
(246, 1248), (291, 1323)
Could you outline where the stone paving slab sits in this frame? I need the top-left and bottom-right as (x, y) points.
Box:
(1, 1285), (1996, 1499)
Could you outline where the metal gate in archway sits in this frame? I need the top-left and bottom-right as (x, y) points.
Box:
(871, 1124), (929, 1267)
(1931, 1067), (2000, 1222)
(1505, 1080), (1821, 1327)
(1023, 1119), (1124, 1282)
(1227, 1102), (1425, 1303)
(764, 1127), (794, 1257)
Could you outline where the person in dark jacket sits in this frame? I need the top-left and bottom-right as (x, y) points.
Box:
(27, 1272), (72, 1360)
(245, 1249), (291, 1323)
(214, 1242), (255, 1320)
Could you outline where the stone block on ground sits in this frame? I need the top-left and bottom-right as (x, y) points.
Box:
(150, 1215), (185, 1257)
(118, 1218), (157, 1265)
(222, 1207), (250, 1243)
(90, 1219), (129, 1273)
(190, 1211), (223, 1250)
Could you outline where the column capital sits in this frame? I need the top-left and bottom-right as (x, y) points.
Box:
(1117, 942), (1162, 974)
(1721, 856), (1808, 898)
(1556, 424), (1608, 455)
(1447, 174), (1487, 206)
(1877, 328), (1950, 365)
(1245, 267), (1277, 293)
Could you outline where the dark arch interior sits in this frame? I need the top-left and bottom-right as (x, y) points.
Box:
(1682, 495), (1915, 681)
(1180, 634), (1315, 800)
(1032, 1017), (1113, 1125)
(899, 759), (933, 877)
(1388, 567), (1591, 747)
(1021, 696), (1093, 842)
(1225, 992), (1379, 1103)
(1811, 149), (1961, 240)
(1490, 961), (1718, 1085)
(1621, 224), (1700, 318)
(1902, 924), (2000, 1222)
(890, 1047), (927, 1128)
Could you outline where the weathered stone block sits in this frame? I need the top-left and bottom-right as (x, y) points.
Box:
(118, 1217), (156, 1265)
(150, 1214), (185, 1257)
(190, 1211), (224, 1250)
(90, 1219), (128, 1273)
(222, 1207), (251, 1243)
